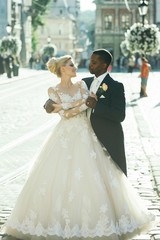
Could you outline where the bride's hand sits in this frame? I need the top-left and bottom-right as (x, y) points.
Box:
(51, 104), (62, 113)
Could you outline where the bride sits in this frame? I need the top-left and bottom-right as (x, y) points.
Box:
(2, 55), (155, 240)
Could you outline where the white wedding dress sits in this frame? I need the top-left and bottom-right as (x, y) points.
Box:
(3, 81), (155, 240)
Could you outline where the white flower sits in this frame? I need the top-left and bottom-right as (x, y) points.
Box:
(0, 36), (22, 55)
(90, 151), (96, 159)
(75, 168), (83, 180)
(123, 23), (160, 56)
(100, 204), (108, 214)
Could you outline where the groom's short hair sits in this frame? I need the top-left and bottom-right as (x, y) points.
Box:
(93, 49), (113, 67)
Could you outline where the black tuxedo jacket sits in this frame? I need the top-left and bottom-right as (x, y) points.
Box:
(83, 74), (127, 175)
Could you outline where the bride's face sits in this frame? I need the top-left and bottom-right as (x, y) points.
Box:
(62, 59), (77, 77)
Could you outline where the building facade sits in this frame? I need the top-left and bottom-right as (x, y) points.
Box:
(0, 0), (11, 39)
(94, 0), (155, 66)
(0, 0), (32, 65)
(37, 0), (80, 57)
(155, 0), (160, 27)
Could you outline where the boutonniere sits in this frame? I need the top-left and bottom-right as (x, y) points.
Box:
(97, 83), (108, 96)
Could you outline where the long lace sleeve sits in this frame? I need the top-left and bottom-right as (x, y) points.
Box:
(48, 83), (89, 111)
(59, 81), (89, 118)
(79, 80), (90, 100)
(48, 87), (61, 104)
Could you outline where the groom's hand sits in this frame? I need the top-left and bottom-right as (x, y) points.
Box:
(86, 96), (97, 109)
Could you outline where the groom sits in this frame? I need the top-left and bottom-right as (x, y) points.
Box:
(83, 49), (127, 175)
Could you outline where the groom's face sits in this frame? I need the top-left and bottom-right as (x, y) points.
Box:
(89, 54), (107, 77)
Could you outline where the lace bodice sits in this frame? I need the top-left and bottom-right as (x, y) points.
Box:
(48, 80), (89, 119)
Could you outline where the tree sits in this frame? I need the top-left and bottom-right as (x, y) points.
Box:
(29, 0), (51, 51)
(31, 0), (51, 31)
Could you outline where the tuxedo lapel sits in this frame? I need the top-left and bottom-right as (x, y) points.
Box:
(100, 73), (110, 87)
(88, 77), (94, 90)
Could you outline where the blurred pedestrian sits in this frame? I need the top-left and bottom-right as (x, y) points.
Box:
(0, 54), (5, 75)
(137, 54), (144, 69)
(116, 56), (121, 72)
(3, 54), (13, 78)
(139, 57), (152, 97)
(29, 56), (34, 69)
(127, 55), (135, 73)
(35, 55), (41, 70)
(12, 55), (20, 76)
(41, 55), (49, 70)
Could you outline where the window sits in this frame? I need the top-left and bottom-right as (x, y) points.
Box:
(121, 15), (130, 30)
(104, 15), (113, 30)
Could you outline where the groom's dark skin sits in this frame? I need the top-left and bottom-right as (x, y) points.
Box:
(86, 54), (108, 109)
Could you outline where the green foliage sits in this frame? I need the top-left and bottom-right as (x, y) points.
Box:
(31, 0), (51, 31)
(30, 0), (51, 52)
(32, 28), (38, 52)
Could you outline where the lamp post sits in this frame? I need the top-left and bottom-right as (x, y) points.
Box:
(47, 36), (51, 44)
(138, 0), (149, 26)
(138, 0), (149, 54)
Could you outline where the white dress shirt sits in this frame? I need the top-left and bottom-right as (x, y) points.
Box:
(90, 71), (108, 94)
(87, 71), (108, 118)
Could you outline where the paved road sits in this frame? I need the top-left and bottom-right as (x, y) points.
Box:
(0, 69), (160, 239)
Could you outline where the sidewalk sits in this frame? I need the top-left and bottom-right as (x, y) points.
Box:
(0, 68), (46, 85)
(121, 72), (160, 239)
(123, 72), (160, 196)
(0, 71), (160, 240)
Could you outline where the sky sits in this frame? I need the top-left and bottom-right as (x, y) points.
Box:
(80, 0), (96, 11)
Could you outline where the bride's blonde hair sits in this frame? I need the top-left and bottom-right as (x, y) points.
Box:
(46, 55), (72, 77)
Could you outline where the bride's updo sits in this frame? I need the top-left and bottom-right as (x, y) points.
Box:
(46, 55), (72, 77)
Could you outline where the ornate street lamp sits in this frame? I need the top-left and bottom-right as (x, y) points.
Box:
(6, 24), (12, 35)
(138, 0), (149, 25)
(138, 0), (149, 53)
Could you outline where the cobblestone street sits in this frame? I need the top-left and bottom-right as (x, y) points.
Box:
(0, 69), (160, 240)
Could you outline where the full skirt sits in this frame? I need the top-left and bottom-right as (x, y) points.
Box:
(3, 113), (155, 240)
